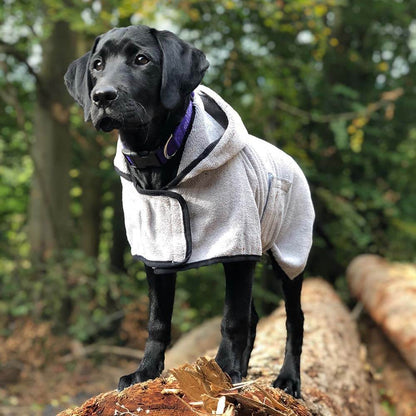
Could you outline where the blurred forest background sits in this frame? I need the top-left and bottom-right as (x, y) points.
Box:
(1, 0), (416, 411)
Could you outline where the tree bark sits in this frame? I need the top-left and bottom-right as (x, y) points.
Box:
(347, 254), (416, 371)
(109, 178), (128, 272)
(165, 316), (222, 370)
(248, 278), (374, 416)
(28, 20), (76, 260)
(75, 35), (106, 260)
(361, 318), (416, 416)
(57, 278), (373, 416)
(79, 136), (103, 258)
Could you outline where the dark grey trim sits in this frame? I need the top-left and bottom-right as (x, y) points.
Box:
(165, 137), (221, 188)
(150, 255), (262, 274)
(165, 93), (227, 188)
(260, 172), (274, 222)
(200, 92), (228, 129)
(115, 166), (131, 181)
(125, 188), (192, 267)
(114, 133), (221, 191)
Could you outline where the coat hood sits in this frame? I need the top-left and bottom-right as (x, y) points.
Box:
(176, 85), (248, 183)
(114, 85), (248, 186)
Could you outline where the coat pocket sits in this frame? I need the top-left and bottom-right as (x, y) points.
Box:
(260, 173), (291, 251)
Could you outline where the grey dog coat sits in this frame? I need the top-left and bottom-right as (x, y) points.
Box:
(114, 85), (314, 278)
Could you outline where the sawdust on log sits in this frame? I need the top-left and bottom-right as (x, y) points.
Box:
(58, 357), (311, 416)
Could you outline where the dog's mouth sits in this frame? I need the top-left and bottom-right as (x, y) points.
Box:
(97, 117), (122, 132)
(94, 112), (151, 133)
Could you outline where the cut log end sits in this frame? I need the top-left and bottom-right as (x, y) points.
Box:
(347, 255), (416, 371)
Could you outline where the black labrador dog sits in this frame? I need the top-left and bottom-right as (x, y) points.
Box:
(65, 25), (307, 398)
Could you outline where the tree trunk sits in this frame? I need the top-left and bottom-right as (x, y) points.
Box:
(347, 254), (416, 371)
(75, 35), (105, 260)
(57, 278), (373, 416)
(79, 137), (103, 258)
(109, 178), (128, 272)
(28, 20), (76, 260)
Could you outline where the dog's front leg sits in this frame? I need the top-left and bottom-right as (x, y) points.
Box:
(118, 266), (176, 391)
(216, 261), (256, 384)
(273, 272), (304, 398)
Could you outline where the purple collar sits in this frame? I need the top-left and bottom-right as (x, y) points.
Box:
(122, 94), (194, 169)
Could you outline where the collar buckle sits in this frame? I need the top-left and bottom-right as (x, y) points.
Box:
(122, 148), (162, 169)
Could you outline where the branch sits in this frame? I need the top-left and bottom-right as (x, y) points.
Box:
(61, 344), (145, 363)
(0, 39), (41, 85)
(274, 88), (404, 123)
(0, 86), (27, 127)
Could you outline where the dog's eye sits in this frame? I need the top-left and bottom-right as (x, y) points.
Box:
(135, 54), (150, 66)
(93, 59), (104, 71)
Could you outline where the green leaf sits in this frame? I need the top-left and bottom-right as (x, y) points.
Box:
(330, 119), (349, 149)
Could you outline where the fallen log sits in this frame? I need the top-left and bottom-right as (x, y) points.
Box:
(165, 316), (222, 370)
(61, 344), (145, 363)
(248, 278), (374, 416)
(58, 278), (373, 416)
(57, 358), (311, 416)
(362, 318), (416, 416)
(347, 254), (416, 371)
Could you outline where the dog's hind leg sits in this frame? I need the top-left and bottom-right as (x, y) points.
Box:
(118, 266), (176, 391)
(216, 260), (256, 384)
(269, 255), (304, 399)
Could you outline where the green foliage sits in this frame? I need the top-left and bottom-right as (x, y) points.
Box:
(174, 265), (226, 332)
(0, 82), (34, 263)
(0, 249), (147, 341)
(1, 0), (416, 341)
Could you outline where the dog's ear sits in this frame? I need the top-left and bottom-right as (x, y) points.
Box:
(64, 36), (101, 121)
(151, 29), (209, 110)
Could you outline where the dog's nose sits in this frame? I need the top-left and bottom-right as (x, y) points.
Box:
(92, 86), (118, 107)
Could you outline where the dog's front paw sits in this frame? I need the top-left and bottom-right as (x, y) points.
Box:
(226, 370), (242, 385)
(118, 372), (142, 391)
(215, 354), (242, 385)
(272, 373), (301, 399)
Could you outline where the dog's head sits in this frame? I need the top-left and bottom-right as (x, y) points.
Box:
(64, 25), (209, 141)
